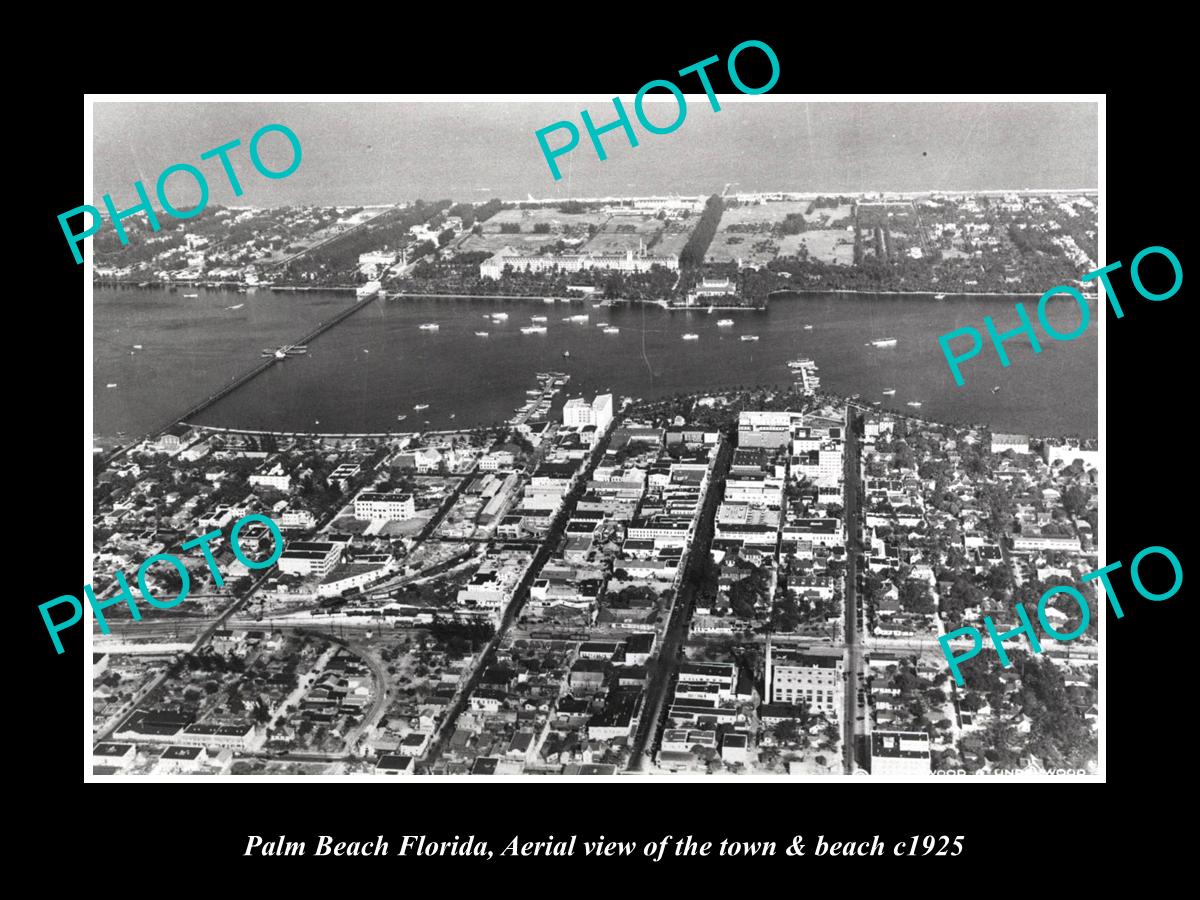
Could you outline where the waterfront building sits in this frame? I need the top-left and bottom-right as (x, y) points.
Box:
(990, 433), (1030, 455)
(563, 393), (613, 432)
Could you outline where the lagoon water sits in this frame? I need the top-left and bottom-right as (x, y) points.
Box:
(94, 287), (1098, 441)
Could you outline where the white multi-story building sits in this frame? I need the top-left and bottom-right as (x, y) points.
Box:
(354, 491), (416, 522)
(176, 722), (257, 752)
(276, 541), (342, 577)
(1043, 442), (1100, 471)
(870, 731), (931, 777)
(479, 449), (516, 471)
(279, 508), (316, 529)
(766, 641), (843, 716)
(248, 462), (290, 491)
(1010, 533), (1083, 553)
(562, 393), (614, 432)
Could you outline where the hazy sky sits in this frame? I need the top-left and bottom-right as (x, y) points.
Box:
(92, 101), (1098, 207)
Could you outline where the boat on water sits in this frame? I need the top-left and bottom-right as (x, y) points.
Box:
(934, 293), (947, 300)
(530, 315), (547, 322)
(907, 401), (923, 408)
(868, 337), (898, 348)
(106, 383), (117, 388)
(740, 335), (759, 341)
(803, 324), (813, 331)
(225, 303), (244, 310)
(882, 389), (896, 396)
(520, 325), (547, 334)
(682, 333), (699, 341)
(414, 403), (430, 411)
(717, 319), (734, 327)
(397, 414), (407, 421)
(992, 386), (1001, 394)
(475, 331), (489, 337)
(418, 323), (439, 331)
(492, 312), (509, 321)
(602, 327), (620, 334)
(449, 413), (456, 419)
(183, 293), (198, 298)
(132, 344), (143, 350)
(562, 350), (571, 358)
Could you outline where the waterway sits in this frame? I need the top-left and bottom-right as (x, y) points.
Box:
(93, 287), (1098, 441)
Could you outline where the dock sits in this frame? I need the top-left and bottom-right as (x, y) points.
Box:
(99, 292), (384, 468)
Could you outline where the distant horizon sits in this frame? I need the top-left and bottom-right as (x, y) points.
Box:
(93, 102), (1099, 208)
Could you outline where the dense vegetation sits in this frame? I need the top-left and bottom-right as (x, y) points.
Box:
(678, 194), (724, 269)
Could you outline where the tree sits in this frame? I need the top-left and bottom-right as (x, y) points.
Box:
(1062, 484), (1089, 518)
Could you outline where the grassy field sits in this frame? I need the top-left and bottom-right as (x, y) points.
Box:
(583, 211), (662, 254)
(804, 203), (853, 227)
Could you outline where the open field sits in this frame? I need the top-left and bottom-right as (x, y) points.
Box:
(797, 229), (857, 264)
(721, 200), (811, 227)
(804, 203), (853, 227)
(653, 219), (698, 259)
(583, 211), (663, 254)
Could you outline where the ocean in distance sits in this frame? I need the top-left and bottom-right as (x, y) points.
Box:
(94, 287), (1098, 441)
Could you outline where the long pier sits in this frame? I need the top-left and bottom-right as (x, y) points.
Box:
(99, 292), (383, 467)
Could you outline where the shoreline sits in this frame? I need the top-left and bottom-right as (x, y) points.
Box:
(94, 379), (1098, 447)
